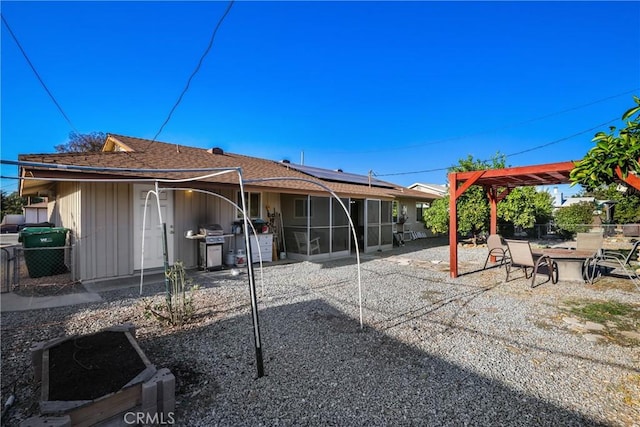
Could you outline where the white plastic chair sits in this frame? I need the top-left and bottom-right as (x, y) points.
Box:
(293, 231), (320, 255)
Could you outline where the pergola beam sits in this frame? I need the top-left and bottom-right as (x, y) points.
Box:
(448, 161), (576, 278)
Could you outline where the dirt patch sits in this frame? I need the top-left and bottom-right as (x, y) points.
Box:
(13, 280), (85, 297)
(47, 331), (147, 401)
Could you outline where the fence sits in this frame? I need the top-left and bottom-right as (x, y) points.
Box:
(530, 223), (640, 239)
(0, 244), (75, 294)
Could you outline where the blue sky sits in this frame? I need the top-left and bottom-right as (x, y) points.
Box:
(1, 1), (639, 195)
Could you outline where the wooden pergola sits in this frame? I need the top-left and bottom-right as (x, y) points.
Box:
(448, 160), (573, 278)
(448, 160), (640, 278)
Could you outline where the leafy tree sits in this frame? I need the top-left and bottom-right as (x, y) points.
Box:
(498, 187), (553, 232)
(0, 191), (26, 219)
(553, 201), (595, 237)
(422, 153), (506, 244)
(570, 96), (640, 192)
(54, 131), (106, 153)
(422, 196), (449, 235)
(587, 184), (640, 224)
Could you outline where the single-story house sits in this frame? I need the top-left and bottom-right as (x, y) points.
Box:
(18, 134), (438, 285)
(407, 182), (448, 223)
(24, 201), (49, 223)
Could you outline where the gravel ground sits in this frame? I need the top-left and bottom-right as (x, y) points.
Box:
(1, 237), (639, 426)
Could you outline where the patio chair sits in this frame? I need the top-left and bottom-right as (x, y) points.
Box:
(504, 239), (558, 288)
(483, 234), (510, 270)
(293, 231), (320, 255)
(576, 232), (604, 256)
(585, 240), (640, 290)
(575, 232), (605, 281)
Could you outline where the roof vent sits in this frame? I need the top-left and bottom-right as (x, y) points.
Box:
(208, 147), (224, 155)
(281, 159), (290, 164)
(335, 169), (343, 173)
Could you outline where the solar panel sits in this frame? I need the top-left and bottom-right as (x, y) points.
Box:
(283, 163), (395, 188)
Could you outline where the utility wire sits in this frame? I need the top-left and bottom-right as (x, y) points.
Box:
(307, 88), (639, 156)
(146, 0), (235, 150)
(375, 117), (619, 178)
(1, 14), (78, 133)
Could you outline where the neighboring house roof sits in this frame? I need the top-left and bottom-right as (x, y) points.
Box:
(19, 134), (434, 201)
(560, 197), (595, 208)
(408, 183), (447, 198)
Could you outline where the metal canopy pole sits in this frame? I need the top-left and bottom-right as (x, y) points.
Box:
(237, 170), (264, 378)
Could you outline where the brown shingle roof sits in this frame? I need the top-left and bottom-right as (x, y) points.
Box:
(19, 134), (435, 200)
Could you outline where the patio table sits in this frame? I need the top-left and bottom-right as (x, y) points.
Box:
(532, 248), (595, 282)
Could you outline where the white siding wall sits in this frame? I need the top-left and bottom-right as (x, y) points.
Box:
(55, 181), (133, 283)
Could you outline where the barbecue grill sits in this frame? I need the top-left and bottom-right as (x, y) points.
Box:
(198, 224), (224, 270)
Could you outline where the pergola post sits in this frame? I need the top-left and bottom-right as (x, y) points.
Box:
(449, 173), (458, 278)
(449, 170), (485, 278)
(447, 161), (575, 279)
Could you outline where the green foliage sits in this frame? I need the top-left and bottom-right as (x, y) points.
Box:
(567, 300), (636, 326)
(54, 131), (106, 153)
(457, 185), (490, 241)
(422, 153), (555, 242)
(553, 201), (595, 237)
(423, 153), (507, 242)
(498, 187), (553, 230)
(570, 96), (640, 191)
(588, 184), (640, 224)
(422, 196), (449, 235)
(142, 261), (199, 327)
(449, 152), (507, 173)
(1, 191), (27, 218)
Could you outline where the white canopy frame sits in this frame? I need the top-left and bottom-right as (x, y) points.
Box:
(2, 160), (367, 377)
(141, 185), (266, 297)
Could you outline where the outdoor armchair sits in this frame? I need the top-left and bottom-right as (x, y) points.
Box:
(504, 239), (558, 288)
(483, 234), (510, 270)
(585, 240), (640, 290)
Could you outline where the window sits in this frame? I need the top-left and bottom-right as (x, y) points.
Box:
(294, 198), (313, 218)
(416, 202), (430, 222)
(237, 192), (261, 218)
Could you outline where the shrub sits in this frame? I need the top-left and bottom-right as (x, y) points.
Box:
(553, 201), (595, 237)
(143, 261), (199, 326)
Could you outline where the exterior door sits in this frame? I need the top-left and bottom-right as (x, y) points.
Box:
(133, 184), (175, 269)
(365, 199), (393, 252)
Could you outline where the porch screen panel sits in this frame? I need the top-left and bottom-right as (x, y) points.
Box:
(381, 200), (393, 245)
(280, 193), (307, 254)
(310, 196), (329, 253)
(332, 197), (349, 252)
(366, 199), (380, 249)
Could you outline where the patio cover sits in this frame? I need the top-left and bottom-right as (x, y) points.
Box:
(448, 161), (575, 278)
(448, 160), (640, 277)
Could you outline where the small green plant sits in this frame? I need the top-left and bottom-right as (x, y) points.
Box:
(569, 301), (633, 324)
(565, 300), (639, 331)
(143, 261), (199, 326)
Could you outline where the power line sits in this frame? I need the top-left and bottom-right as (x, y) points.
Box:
(308, 88), (639, 156)
(503, 118), (619, 158)
(1, 14), (78, 133)
(146, 0), (235, 150)
(375, 117), (620, 178)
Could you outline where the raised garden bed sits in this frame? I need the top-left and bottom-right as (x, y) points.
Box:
(26, 324), (174, 427)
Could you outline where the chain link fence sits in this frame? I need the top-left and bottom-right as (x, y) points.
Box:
(1, 244), (75, 295)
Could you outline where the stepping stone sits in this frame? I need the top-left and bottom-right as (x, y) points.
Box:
(562, 316), (582, 326)
(619, 331), (640, 341)
(583, 333), (605, 342)
(584, 321), (606, 331)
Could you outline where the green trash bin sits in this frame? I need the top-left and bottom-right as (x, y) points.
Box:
(18, 227), (69, 278)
